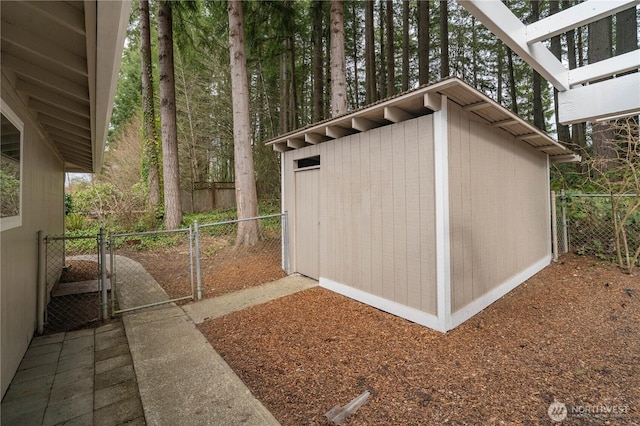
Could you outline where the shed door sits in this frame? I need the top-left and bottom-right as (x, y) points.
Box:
(294, 167), (320, 279)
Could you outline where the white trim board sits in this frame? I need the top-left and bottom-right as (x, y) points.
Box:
(320, 277), (443, 332)
(450, 255), (551, 329)
(320, 255), (551, 333)
(433, 96), (452, 331)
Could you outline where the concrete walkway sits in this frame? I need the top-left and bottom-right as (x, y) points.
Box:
(123, 274), (317, 425)
(183, 274), (318, 324)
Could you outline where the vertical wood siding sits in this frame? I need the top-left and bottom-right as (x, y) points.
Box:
(447, 102), (550, 313)
(283, 115), (438, 315)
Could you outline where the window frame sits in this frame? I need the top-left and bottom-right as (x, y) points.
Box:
(1, 99), (24, 231)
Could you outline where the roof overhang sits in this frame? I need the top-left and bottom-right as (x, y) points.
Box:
(266, 78), (579, 163)
(1, 1), (131, 173)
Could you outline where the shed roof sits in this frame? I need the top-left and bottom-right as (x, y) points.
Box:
(266, 77), (578, 163)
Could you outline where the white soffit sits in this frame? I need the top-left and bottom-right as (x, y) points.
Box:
(458, 0), (640, 125)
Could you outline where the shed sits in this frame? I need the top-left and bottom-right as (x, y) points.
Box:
(267, 78), (577, 332)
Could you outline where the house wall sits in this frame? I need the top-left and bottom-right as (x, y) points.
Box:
(1, 82), (64, 398)
(447, 101), (551, 317)
(283, 115), (438, 317)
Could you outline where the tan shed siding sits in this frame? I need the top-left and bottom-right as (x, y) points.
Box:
(392, 122), (408, 305)
(1, 88), (64, 397)
(419, 118), (438, 315)
(284, 115), (438, 315)
(369, 129), (384, 297)
(359, 132), (373, 294)
(448, 102), (550, 313)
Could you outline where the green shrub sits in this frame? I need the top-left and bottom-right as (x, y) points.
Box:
(65, 213), (86, 232)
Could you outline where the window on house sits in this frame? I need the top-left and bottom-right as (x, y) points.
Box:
(1, 101), (23, 231)
(296, 155), (320, 169)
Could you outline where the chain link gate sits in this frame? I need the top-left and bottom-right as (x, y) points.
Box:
(43, 233), (107, 333)
(109, 227), (195, 314)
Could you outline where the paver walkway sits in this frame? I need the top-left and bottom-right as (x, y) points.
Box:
(1, 320), (144, 425)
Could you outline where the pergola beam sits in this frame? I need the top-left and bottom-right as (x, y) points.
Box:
(459, 0), (569, 91)
(558, 73), (640, 125)
(568, 51), (640, 86)
(526, 0), (638, 44)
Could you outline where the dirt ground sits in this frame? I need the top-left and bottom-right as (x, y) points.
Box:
(198, 254), (640, 425)
(119, 235), (286, 300)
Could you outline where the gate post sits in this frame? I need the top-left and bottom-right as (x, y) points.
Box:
(551, 191), (559, 261)
(194, 220), (202, 299)
(37, 231), (46, 334)
(100, 228), (108, 320)
(560, 189), (569, 254)
(283, 211), (290, 274)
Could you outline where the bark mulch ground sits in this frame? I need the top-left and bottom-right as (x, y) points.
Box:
(198, 254), (640, 425)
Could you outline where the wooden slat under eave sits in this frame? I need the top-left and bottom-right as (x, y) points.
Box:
(326, 125), (356, 139)
(272, 142), (291, 152)
(384, 106), (415, 123)
(352, 117), (382, 132)
(491, 118), (520, 128)
(287, 138), (306, 149)
(305, 132), (330, 144)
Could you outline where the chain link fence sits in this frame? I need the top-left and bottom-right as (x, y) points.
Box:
(194, 213), (289, 299)
(109, 228), (195, 314)
(41, 213), (289, 329)
(44, 234), (105, 334)
(554, 192), (640, 267)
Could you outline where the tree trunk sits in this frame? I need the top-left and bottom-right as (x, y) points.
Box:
(616, 6), (637, 57)
(439, 0), (449, 78)
(401, 0), (409, 92)
(279, 48), (289, 133)
(417, 0), (429, 85)
(330, 0), (347, 116)
(497, 41), (503, 105)
(589, 16), (615, 167)
(386, 0), (395, 96)
(158, 1), (183, 229)
(365, 0), (377, 103)
(378, 0), (387, 99)
(351, 1), (360, 107)
(471, 17), (478, 88)
(563, 0), (586, 155)
(139, 0), (161, 212)
(288, 30), (299, 129)
(228, 0), (259, 245)
(531, 1), (545, 131)
(312, 0), (324, 122)
(507, 47), (518, 115)
(549, 0), (570, 142)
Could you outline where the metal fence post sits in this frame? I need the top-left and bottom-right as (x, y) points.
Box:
(110, 234), (116, 316)
(37, 231), (46, 334)
(194, 220), (202, 299)
(283, 211), (290, 274)
(100, 228), (108, 320)
(189, 225), (195, 300)
(560, 189), (569, 254)
(551, 191), (559, 261)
